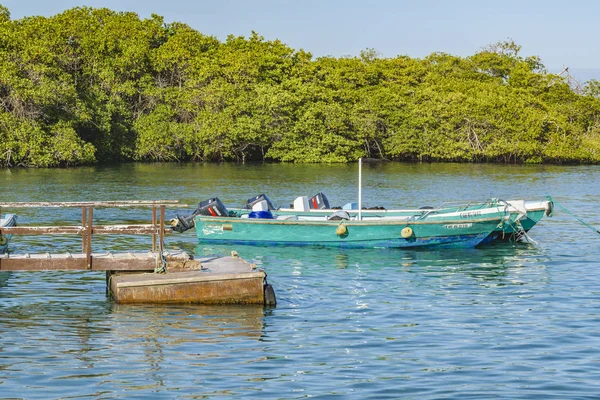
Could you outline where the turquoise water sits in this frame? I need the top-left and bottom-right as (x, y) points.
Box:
(1, 163), (599, 399)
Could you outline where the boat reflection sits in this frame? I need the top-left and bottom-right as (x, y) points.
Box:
(188, 241), (550, 287)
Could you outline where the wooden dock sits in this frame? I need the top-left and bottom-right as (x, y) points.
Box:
(0, 201), (276, 306)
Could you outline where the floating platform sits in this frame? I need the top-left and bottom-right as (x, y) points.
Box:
(109, 255), (275, 305)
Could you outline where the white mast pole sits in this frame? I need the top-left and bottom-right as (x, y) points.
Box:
(358, 158), (362, 221)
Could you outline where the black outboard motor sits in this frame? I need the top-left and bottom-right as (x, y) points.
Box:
(309, 192), (330, 210)
(195, 197), (228, 217)
(244, 194), (276, 210)
(171, 214), (196, 233)
(171, 197), (228, 233)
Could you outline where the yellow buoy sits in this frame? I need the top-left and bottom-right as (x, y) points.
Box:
(0, 235), (6, 246)
(336, 224), (347, 236)
(401, 227), (413, 238)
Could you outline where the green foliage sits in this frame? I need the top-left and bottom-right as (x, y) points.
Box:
(0, 4), (9, 23)
(0, 7), (599, 167)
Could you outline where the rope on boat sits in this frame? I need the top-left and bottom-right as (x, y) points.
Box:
(553, 200), (600, 235)
(496, 199), (527, 242)
(519, 229), (539, 245)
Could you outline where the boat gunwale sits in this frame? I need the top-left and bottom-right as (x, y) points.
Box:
(195, 215), (506, 227)
(230, 199), (552, 215)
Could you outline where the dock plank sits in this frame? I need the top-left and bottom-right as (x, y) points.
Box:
(0, 250), (200, 271)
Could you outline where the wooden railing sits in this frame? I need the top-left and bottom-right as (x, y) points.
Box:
(0, 201), (184, 270)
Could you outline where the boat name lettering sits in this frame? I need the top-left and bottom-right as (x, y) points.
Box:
(202, 224), (225, 235)
(460, 211), (481, 218)
(444, 223), (473, 229)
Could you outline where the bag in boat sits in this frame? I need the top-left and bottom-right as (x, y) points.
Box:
(328, 210), (350, 221)
(248, 210), (275, 219)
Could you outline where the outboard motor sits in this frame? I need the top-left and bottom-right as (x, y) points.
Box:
(171, 214), (196, 233)
(309, 192), (330, 210)
(195, 197), (228, 217)
(244, 194), (276, 210)
(171, 197), (228, 233)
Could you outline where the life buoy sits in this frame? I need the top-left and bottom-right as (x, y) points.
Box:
(0, 235), (7, 246)
(401, 227), (413, 238)
(336, 224), (347, 236)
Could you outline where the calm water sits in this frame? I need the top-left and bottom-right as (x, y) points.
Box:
(1, 162), (599, 399)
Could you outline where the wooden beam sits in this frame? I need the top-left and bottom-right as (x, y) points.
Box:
(86, 206), (93, 268)
(152, 206), (157, 252)
(0, 256), (86, 271)
(0, 226), (85, 235)
(81, 206), (87, 253)
(0, 200), (184, 208)
(159, 205), (166, 251)
(0, 252), (200, 271)
(0, 225), (173, 235)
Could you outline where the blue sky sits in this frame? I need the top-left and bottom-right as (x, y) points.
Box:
(3, 0), (599, 80)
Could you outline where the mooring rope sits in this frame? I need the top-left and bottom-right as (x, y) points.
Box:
(154, 228), (168, 274)
(154, 248), (167, 274)
(553, 200), (600, 235)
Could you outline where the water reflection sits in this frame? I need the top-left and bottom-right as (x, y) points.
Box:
(0, 272), (268, 347)
(109, 303), (266, 342)
(0, 282), (269, 399)
(192, 240), (551, 289)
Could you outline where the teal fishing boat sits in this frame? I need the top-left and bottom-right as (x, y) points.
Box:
(174, 160), (551, 247)
(226, 159), (553, 243)
(233, 196), (553, 243)
(0, 214), (17, 254)
(190, 211), (506, 249)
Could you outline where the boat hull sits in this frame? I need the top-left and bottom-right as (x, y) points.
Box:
(194, 215), (504, 249)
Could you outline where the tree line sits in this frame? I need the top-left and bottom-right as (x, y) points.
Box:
(1, 5), (600, 167)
